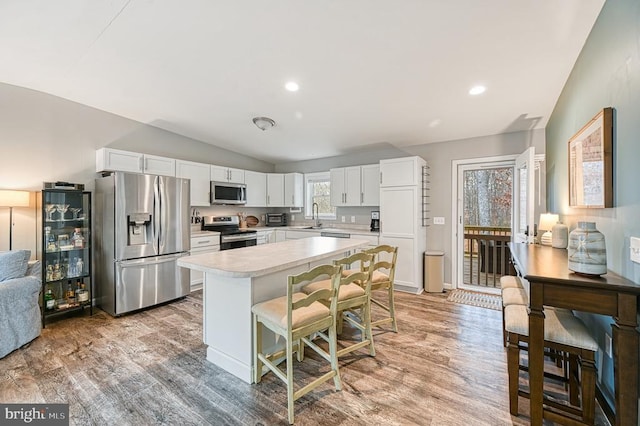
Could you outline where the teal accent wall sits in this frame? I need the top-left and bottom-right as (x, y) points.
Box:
(546, 0), (640, 409)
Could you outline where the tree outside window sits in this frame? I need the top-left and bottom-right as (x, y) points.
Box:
(304, 172), (336, 219)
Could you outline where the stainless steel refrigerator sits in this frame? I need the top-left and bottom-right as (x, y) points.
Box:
(95, 172), (190, 316)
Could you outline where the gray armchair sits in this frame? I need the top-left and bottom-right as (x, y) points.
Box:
(0, 260), (42, 358)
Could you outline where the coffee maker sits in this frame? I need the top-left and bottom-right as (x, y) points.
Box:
(370, 211), (380, 231)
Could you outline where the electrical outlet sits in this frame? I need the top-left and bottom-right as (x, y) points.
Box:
(291, 215), (295, 222)
(261, 215), (265, 223)
(351, 216), (356, 223)
(433, 217), (445, 225)
(605, 333), (613, 357)
(341, 216), (346, 223)
(631, 237), (640, 263)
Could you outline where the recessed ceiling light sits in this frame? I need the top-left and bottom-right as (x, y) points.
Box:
(469, 85), (486, 95)
(285, 81), (299, 92)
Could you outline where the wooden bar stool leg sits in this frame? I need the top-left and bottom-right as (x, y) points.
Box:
(581, 351), (597, 425)
(507, 332), (520, 416)
(287, 337), (295, 424)
(568, 353), (579, 406)
(388, 285), (398, 332)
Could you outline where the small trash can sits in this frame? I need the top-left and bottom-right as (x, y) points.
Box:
(424, 251), (444, 293)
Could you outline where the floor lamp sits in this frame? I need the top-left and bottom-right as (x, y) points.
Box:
(0, 190), (30, 250)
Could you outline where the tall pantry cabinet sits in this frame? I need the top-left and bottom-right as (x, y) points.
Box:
(379, 156), (427, 294)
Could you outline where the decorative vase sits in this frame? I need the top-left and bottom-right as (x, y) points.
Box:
(567, 222), (607, 276)
(551, 222), (569, 249)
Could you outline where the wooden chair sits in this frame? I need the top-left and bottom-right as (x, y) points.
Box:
(362, 245), (398, 332)
(302, 251), (375, 357)
(505, 304), (598, 425)
(251, 264), (343, 424)
(500, 275), (527, 347)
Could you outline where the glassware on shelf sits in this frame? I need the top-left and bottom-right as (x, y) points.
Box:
(56, 204), (70, 220)
(76, 282), (89, 304)
(57, 234), (72, 250)
(76, 258), (84, 276)
(44, 288), (56, 310)
(46, 263), (54, 281)
(52, 261), (61, 281)
(71, 228), (85, 248)
(69, 207), (82, 219)
(45, 226), (57, 252)
(45, 204), (57, 221)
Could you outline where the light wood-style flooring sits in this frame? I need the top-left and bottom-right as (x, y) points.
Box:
(0, 290), (609, 425)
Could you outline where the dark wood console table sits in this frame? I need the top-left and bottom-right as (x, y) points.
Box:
(508, 243), (640, 426)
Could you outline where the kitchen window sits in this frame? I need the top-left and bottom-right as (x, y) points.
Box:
(304, 172), (336, 220)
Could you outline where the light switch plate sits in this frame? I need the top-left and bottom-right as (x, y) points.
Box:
(351, 216), (356, 223)
(433, 217), (445, 225)
(631, 237), (640, 264)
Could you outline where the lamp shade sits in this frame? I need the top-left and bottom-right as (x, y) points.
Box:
(0, 190), (30, 207)
(539, 213), (559, 232)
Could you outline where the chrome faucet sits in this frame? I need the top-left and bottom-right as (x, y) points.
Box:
(312, 202), (322, 228)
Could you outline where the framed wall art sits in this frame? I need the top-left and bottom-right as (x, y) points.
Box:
(568, 107), (613, 208)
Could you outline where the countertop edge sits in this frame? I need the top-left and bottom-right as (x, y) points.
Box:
(178, 237), (369, 278)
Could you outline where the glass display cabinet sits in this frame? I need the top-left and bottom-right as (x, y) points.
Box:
(37, 183), (92, 327)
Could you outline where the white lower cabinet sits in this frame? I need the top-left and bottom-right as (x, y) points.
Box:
(378, 235), (420, 292)
(256, 229), (274, 245)
(274, 230), (286, 242)
(190, 234), (220, 289)
(285, 230), (321, 240)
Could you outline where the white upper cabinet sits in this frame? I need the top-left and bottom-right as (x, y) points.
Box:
(330, 167), (361, 206)
(330, 165), (379, 206)
(175, 160), (211, 206)
(266, 173), (285, 207)
(380, 157), (423, 187)
(211, 165), (245, 184)
(360, 164), (380, 206)
(284, 173), (304, 207)
(244, 170), (267, 207)
(265, 173), (302, 207)
(96, 148), (176, 176)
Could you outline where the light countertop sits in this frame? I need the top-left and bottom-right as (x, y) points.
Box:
(178, 236), (368, 278)
(249, 226), (379, 236)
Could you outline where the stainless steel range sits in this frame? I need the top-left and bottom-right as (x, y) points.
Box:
(202, 215), (257, 250)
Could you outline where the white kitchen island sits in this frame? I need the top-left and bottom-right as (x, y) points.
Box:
(177, 236), (368, 383)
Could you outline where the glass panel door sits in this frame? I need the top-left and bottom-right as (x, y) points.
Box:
(514, 147), (535, 243)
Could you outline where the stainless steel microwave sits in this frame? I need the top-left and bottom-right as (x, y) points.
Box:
(210, 181), (246, 205)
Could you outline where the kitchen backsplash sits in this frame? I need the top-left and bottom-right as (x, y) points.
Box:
(190, 205), (377, 229)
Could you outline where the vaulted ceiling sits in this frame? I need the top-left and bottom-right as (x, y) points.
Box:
(0, 1), (605, 163)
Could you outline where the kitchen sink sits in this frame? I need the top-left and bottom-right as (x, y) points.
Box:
(289, 225), (323, 229)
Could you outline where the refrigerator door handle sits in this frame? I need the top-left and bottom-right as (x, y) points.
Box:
(117, 252), (187, 267)
(154, 176), (161, 252)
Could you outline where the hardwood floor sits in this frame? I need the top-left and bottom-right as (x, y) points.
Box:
(0, 290), (609, 425)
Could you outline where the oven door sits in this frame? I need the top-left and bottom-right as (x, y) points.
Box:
(220, 233), (257, 250)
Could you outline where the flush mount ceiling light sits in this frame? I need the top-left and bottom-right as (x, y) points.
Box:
(285, 81), (299, 92)
(252, 116), (276, 131)
(469, 85), (487, 95)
